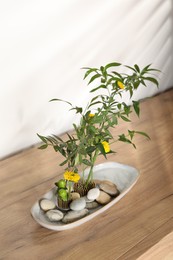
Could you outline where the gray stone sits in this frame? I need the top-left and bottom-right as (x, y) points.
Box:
(39, 199), (56, 211)
(70, 197), (86, 211)
(46, 209), (64, 221)
(86, 201), (100, 209)
(87, 188), (100, 201)
(100, 182), (119, 196)
(62, 209), (89, 223)
(96, 190), (111, 205)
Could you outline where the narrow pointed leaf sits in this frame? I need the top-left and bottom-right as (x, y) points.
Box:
(88, 74), (101, 85)
(49, 98), (72, 106)
(38, 144), (48, 149)
(105, 62), (121, 70)
(132, 101), (140, 117)
(135, 131), (151, 140)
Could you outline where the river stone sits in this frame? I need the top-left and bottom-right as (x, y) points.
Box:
(96, 191), (111, 204)
(70, 197), (86, 211)
(101, 179), (117, 187)
(83, 196), (94, 202)
(100, 182), (119, 196)
(87, 188), (100, 201)
(62, 209), (89, 224)
(93, 179), (102, 186)
(46, 209), (64, 222)
(86, 201), (99, 209)
(70, 192), (80, 201)
(39, 199), (56, 211)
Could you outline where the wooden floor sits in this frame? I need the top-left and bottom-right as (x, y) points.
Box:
(0, 88), (173, 260)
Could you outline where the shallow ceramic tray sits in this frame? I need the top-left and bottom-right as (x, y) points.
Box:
(31, 161), (139, 231)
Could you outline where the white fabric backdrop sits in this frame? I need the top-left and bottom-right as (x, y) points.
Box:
(0, 0), (173, 159)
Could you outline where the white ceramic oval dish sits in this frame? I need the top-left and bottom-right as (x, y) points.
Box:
(31, 162), (139, 231)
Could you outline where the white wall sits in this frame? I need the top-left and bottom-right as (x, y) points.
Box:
(0, 0), (173, 159)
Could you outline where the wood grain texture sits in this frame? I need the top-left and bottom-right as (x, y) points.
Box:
(0, 88), (173, 260)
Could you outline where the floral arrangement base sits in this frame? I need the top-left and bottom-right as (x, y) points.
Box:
(31, 162), (139, 231)
(73, 180), (96, 197)
(57, 198), (72, 210)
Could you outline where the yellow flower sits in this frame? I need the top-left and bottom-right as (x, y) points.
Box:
(64, 171), (80, 183)
(101, 141), (110, 153)
(89, 113), (95, 118)
(117, 81), (125, 89)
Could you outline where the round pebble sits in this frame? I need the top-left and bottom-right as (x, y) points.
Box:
(87, 188), (100, 201)
(46, 209), (64, 221)
(101, 180), (117, 187)
(70, 192), (80, 201)
(96, 190), (111, 204)
(39, 199), (56, 211)
(100, 183), (119, 196)
(86, 201), (99, 209)
(62, 209), (89, 224)
(83, 196), (94, 202)
(70, 197), (86, 211)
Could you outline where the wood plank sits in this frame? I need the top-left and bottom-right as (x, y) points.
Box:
(118, 218), (173, 260)
(0, 88), (173, 259)
(137, 231), (173, 260)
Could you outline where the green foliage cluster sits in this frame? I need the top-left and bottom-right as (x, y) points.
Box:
(37, 62), (160, 184)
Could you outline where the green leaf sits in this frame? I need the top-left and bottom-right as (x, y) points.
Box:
(90, 84), (106, 93)
(141, 64), (152, 75)
(105, 62), (121, 70)
(49, 98), (72, 107)
(96, 143), (107, 158)
(118, 134), (136, 148)
(88, 101), (102, 108)
(134, 64), (140, 73)
(70, 106), (83, 114)
(82, 159), (92, 166)
(143, 77), (159, 87)
(82, 68), (98, 79)
(112, 71), (122, 78)
(118, 134), (130, 143)
(38, 144), (48, 149)
(37, 133), (47, 143)
(90, 95), (99, 103)
(121, 115), (131, 122)
(117, 103), (121, 110)
(128, 130), (135, 140)
(59, 159), (68, 166)
(52, 134), (63, 142)
(125, 65), (136, 72)
(88, 73), (101, 85)
(88, 126), (96, 134)
(100, 66), (107, 78)
(132, 101), (140, 117)
(135, 131), (151, 140)
(104, 129), (113, 138)
(86, 146), (96, 154)
(133, 81), (140, 89)
(123, 103), (131, 116)
(92, 115), (103, 123)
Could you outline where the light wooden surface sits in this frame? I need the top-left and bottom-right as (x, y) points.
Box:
(138, 231), (173, 260)
(0, 88), (173, 260)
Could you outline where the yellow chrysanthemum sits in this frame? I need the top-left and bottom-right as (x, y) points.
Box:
(117, 81), (125, 89)
(101, 141), (110, 153)
(89, 113), (95, 118)
(64, 171), (80, 183)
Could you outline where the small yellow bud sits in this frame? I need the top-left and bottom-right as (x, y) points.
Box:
(117, 81), (125, 89)
(101, 141), (110, 153)
(89, 113), (95, 118)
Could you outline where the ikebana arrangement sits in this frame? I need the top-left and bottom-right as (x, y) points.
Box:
(37, 62), (160, 225)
